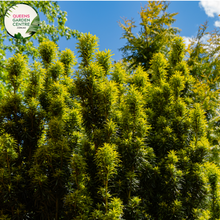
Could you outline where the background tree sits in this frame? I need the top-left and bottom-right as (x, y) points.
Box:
(186, 23), (220, 168)
(118, 1), (180, 73)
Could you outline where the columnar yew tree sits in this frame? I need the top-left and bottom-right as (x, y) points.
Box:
(134, 37), (211, 220)
(29, 40), (80, 219)
(186, 23), (220, 168)
(0, 40), (81, 219)
(111, 66), (154, 219)
(0, 54), (38, 219)
(74, 32), (124, 219)
(1, 2), (220, 220)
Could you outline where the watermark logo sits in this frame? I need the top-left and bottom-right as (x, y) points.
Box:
(4, 3), (40, 39)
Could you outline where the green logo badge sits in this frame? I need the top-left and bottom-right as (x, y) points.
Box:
(4, 3), (40, 39)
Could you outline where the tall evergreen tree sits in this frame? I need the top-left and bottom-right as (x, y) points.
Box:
(73, 32), (124, 219)
(0, 39), (81, 219)
(1, 2), (220, 219)
(137, 37), (211, 220)
(119, 1), (179, 72)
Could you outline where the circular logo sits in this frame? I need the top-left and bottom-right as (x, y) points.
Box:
(4, 3), (40, 39)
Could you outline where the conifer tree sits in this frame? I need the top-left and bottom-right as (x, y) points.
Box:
(137, 37), (211, 219)
(119, 1), (179, 72)
(73, 32), (124, 219)
(110, 66), (154, 219)
(186, 23), (220, 168)
(0, 39), (81, 219)
(0, 53), (36, 219)
(1, 2), (220, 219)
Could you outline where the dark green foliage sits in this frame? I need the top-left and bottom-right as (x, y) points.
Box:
(1, 2), (220, 220)
(0, 38), (81, 220)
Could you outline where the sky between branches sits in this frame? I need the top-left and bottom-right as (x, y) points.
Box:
(4, 1), (220, 63)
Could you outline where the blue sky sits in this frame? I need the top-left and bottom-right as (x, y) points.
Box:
(4, 1), (220, 62)
(48, 1), (220, 63)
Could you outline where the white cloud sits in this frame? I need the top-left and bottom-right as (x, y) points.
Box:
(182, 34), (220, 58)
(199, 0), (220, 27)
(201, 34), (211, 44)
(199, 0), (220, 17)
(214, 20), (220, 27)
(182, 36), (193, 48)
(182, 34), (210, 50)
(182, 36), (194, 49)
